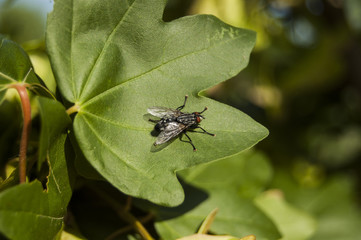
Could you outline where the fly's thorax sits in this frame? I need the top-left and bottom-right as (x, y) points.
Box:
(176, 113), (199, 126)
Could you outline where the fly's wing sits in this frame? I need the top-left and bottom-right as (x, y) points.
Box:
(154, 122), (187, 145)
(147, 107), (179, 118)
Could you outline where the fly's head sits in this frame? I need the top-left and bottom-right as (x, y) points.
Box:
(193, 106), (208, 123)
(193, 112), (205, 123)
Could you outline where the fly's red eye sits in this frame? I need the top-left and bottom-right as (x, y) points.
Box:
(196, 116), (201, 123)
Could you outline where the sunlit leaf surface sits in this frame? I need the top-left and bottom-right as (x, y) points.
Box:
(47, 0), (267, 206)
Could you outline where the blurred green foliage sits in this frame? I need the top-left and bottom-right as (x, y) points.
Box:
(1, 0), (361, 239)
(165, 0), (361, 238)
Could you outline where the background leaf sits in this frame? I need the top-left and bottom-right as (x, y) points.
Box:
(47, 0), (266, 206)
(254, 190), (317, 240)
(270, 171), (361, 240)
(150, 151), (280, 240)
(0, 133), (73, 240)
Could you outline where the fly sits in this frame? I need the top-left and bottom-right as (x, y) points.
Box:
(148, 95), (215, 151)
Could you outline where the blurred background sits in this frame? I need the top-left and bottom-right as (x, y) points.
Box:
(1, 0), (361, 239)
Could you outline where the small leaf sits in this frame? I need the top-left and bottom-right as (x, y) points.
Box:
(0, 37), (53, 103)
(37, 96), (71, 169)
(0, 37), (39, 86)
(0, 133), (73, 240)
(197, 208), (219, 234)
(47, 0), (267, 206)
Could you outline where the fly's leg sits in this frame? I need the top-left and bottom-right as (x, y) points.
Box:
(180, 132), (197, 151)
(192, 126), (216, 136)
(176, 95), (188, 111)
(149, 119), (158, 123)
(199, 107), (208, 114)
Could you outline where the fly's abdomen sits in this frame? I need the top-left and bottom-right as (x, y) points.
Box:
(155, 117), (177, 131)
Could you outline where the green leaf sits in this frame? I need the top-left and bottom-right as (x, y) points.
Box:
(0, 37), (39, 85)
(254, 190), (317, 240)
(307, 176), (361, 240)
(0, 37), (41, 102)
(0, 181), (64, 239)
(152, 151), (281, 240)
(0, 133), (73, 240)
(0, 167), (18, 192)
(37, 96), (71, 169)
(47, 0), (266, 206)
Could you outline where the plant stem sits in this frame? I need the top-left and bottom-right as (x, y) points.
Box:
(66, 104), (80, 115)
(105, 225), (133, 240)
(105, 213), (154, 240)
(124, 196), (132, 212)
(10, 84), (31, 184)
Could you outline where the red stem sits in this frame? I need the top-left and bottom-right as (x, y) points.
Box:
(10, 84), (31, 183)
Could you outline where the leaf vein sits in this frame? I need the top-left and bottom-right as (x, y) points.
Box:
(70, 0), (77, 100)
(0, 72), (17, 83)
(78, 0), (136, 100)
(0, 210), (64, 221)
(81, 110), (151, 131)
(82, 34), (245, 107)
(47, 152), (62, 195)
(81, 114), (154, 179)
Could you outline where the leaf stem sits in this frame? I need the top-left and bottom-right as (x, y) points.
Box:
(124, 196), (132, 212)
(90, 187), (155, 240)
(66, 104), (80, 115)
(9, 83), (31, 184)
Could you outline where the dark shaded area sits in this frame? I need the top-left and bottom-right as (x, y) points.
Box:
(68, 180), (160, 240)
(0, 99), (21, 175)
(133, 180), (209, 221)
(69, 184), (128, 240)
